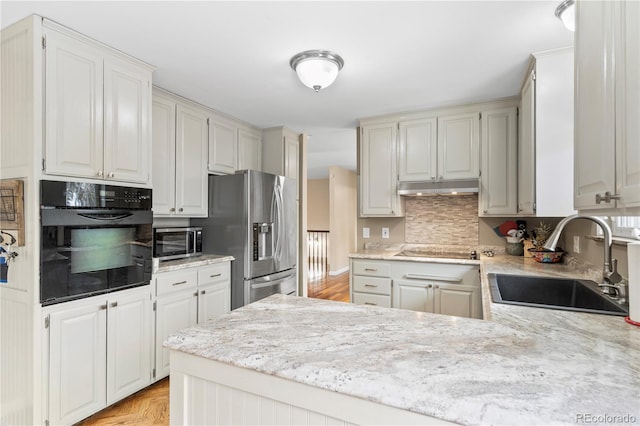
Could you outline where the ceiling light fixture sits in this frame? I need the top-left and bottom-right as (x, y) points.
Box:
(290, 50), (344, 92)
(555, 0), (575, 32)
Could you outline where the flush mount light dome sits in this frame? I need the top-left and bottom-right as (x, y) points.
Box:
(290, 50), (344, 92)
(555, 0), (575, 32)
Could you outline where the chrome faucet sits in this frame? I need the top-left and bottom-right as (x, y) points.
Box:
(543, 215), (625, 297)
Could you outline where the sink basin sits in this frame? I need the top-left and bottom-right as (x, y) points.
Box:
(488, 273), (628, 316)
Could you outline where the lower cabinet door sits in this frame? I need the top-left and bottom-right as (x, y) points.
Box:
(392, 280), (433, 313)
(433, 283), (479, 319)
(155, 290), (198, 379)
(48, 302), (107, 426)
(198, 282), (230, 324)
(106, 289), (152, 404)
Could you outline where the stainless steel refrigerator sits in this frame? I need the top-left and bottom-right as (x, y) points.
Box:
(193, 170), (297, 310)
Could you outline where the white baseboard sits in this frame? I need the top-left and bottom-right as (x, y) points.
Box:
(329, 266), (349, 276)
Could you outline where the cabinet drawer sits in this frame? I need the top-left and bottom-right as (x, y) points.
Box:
(351, 260), (390, 277)
(197, 263), (230, 286)
(352, 292), (391, 308)
(156, 269), (198, 296)
(352, 276), (391, 295)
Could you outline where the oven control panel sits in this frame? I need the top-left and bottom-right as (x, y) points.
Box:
(41, 180), (152, 209)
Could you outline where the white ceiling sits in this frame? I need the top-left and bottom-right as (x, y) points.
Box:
(1, 1), (573, 179)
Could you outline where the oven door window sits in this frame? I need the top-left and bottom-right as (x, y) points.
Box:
(41, 224), (152, 305)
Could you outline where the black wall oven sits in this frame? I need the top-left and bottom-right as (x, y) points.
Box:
(40, 180), (153, 306)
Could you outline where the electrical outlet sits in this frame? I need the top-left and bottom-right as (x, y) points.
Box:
(382, 227), (390, 239)
(573, 236), (580, 254)
(363, 227), (370, 239)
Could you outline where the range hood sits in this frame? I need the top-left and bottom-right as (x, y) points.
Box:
(397, 179), (479, 196)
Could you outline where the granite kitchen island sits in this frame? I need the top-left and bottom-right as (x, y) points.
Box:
(165, 292), (639, 425)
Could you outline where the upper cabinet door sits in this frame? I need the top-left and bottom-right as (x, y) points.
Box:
(480, 107), (517, 216)
(284, 133), (299, 181)
(208, 115), (238, 175)
(360, 123), (402, 216)
(398, 118), (437, 182)
(151, 93), (177, 215)
(437, 112), (480, 180)
(45, 28), (104, 179)
(175, 102), (208, 217)
(616, 0), (640, 209)
(518, 71), (536, 215)
(574, 1), (617, 210)
(238, 127), (261, 171)
(103, 55), (151, 183)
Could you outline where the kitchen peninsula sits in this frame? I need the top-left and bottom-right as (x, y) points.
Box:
(165, 273), (640, 425)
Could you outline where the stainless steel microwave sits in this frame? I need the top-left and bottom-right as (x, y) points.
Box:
(153, 227), (203, 261)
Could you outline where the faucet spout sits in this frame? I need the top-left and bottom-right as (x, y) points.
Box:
(542, 215), (621, 286)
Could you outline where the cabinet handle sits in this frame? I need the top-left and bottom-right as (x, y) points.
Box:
(201, 290), (206, 295)
(364, 284), (378, 288)
(110, 302), (118, 308)
(99, 304), (107, 310)
(172, 280), (188, 286)
(364, 302), (377, 306)
(108, 172), (115, 178)
(434, 285), (440, 289)
(194, 292), (198, 297)
(178, 208), (184, 212)
(97, 171), (103, 177)
(428, 284), (433, 288)
(210, 273), (222, 278)
(364, 268), (378, 272)
(170, 208), (175, 212)
(595, 192), (620, 204)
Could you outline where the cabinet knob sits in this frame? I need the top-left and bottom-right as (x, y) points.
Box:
(110, 302), (118, 308)
(178, 207), (184, 212)
(201, 290), (205, 295)
(431, 176), (435, 180)
(97, 171), (103, 177)
(194, 292), (198, 297)
(170, 208), (175, 212)
(108, 172), (115, 178)
(435, 285), (440, 289)
(428, 284), (433, 288)
(439, 175), (443, 180)
(483, 210), (488, 214)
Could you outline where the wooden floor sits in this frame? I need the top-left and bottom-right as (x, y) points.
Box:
(75, 378), (169, 426)
(307, 270), (350, 302)
(76, 270), (349, 425)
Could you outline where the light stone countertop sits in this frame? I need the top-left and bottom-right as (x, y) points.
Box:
(165, 253), (640, 425)
(153, 254), (234, 274)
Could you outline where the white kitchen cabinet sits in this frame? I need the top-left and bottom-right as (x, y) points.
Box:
(45, 287), (152, 426)
(151, 92), (177, 215)
(397, 113), (479, 183)
(152, 87), (208, 217)
(262, 126), (300, 180)
(47, 301), (107, 426)
(106, 289), (152, 405)
(208, 114), (238, 175)
(359, 122), (403, 217)
(350, 258), (481, 319)
(350, 260), (392, 308)
(480, 107), (518, 216)
(518, 48), (575, 216)
(574, 1), (639, 212)
(437, 112), (480, 180)
(154, 285), (198, 380)
(397, 117), (437, 182)
(392, 279), (479, 319)
(44, 22), (152, 184)
(238, 126), (262, 171)
(153, 262), (231, 380)
(197, 263), (231, 323)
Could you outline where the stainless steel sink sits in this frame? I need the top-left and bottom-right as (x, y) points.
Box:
(488, 273), (628, 316)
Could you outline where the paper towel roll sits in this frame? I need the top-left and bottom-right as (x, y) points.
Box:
(627, 242), (640, 323)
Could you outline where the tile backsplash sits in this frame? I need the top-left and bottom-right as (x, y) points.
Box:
(405, 195), (479, 246)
